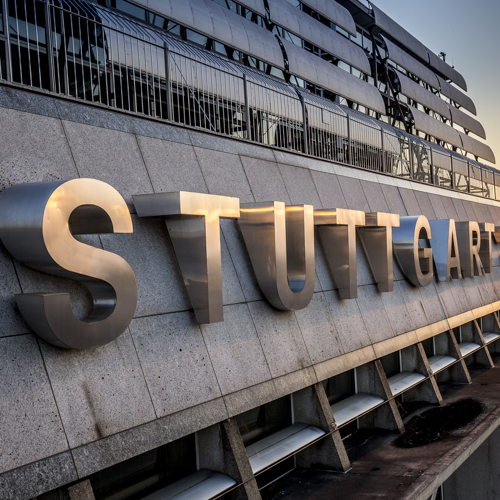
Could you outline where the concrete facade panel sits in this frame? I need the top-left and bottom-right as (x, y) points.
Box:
(240, 156), (291, 204)
(428, 194), (448, 219)
(0, 452), (77, 500)
(200, 303), (272, 395)
(39, 331), (156, 448)
(248, 301), (312, 378)
(380, 183), (407, 216)
(360, 180), (390, 212)
(129, 312), (222, 417)
(381, 281), (415, 335)
(399, 188), (421, 216)
(356, 284), (395, 344)
(61, 121), (153, 209)
(0, 335), (69, 474)
(310, 170), (348, 209)
(337, 175), (370, 212)
(278, 163), (323, 207)
(324, 291), (372, 353)
(0, 108), (78, 189)
(0, 246), (29, 338)
(414, 191), (437, 220)
(194, 147), (254, 202)
(294, 292), (344, 365)
(137, 137), (208, 194)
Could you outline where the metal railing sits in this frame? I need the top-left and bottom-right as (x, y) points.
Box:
(0, 0), (497, 201)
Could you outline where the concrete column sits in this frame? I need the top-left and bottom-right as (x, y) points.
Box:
(472, 320), (494, 368)
(293, 383), (351, 472)
(434, 330), (471, 384)
(197, 419), (261, 500)
(401, 343), (442, 405)
(68, 480), (95, 500)
(357, 361), (405, 433)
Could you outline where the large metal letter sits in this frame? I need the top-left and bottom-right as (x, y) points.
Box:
(314, 208), (365, 299)
(133, 192), (240, 324)
(479, 223), (495, 274)
(392, 216), (433, 287)
(357, 212), (400, 293)
(428, 219), (462, 281)
(238, 202), (315, 310)
(0, 179), (137, 349)
(456, 221), (482, 277)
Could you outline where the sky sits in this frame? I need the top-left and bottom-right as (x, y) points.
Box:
(374, 0), (500, 168)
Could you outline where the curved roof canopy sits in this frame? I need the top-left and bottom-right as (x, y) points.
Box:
(281, 37), (386, 114)
(395, 70), (450, 120)
(409, 106), (462, 149)
(371, 3), (428, 62)
(381, 36), (439, 89)
(426, 48), (467, 92)
(268, 0), (371, 74)
(449, 106), (486, 140)
(146, 0), (285, 69)
(233, 0), (266, 17)
(437, 76), (476, 115)
(299, 0), (357, 36)
(459, 132), (496, 164)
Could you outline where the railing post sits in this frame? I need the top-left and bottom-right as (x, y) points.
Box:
(44, 0), (55, 92)
(347, 113), (352, 165)
(300, 95), (308, 155)
(381, 128), (385, 173)
(243, 73), (250, 141)
(163, 42), (171, 121)
(1, 0), (11, 82)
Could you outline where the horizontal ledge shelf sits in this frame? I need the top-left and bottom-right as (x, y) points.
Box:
(428, 355), (458, 374)
(459, 342), (482, 357)
(331, 393), (385, 426)
(246, 423), (325, 474)
(143, 469), (237, 500)
(388, 371), (426, 396)
(482, 332), (500, 344)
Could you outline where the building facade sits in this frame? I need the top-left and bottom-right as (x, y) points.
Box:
(1, 0), (500, 499)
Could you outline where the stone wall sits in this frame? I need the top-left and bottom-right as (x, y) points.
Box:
(1, 85), (500, 498)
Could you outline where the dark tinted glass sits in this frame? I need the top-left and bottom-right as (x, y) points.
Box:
(324, 369), (355, 405)
(90, 434), (196, 500)
(236, 395), (292, 447)
(112, 0), (146, 21)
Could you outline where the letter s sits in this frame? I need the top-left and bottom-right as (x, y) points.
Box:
(0, 179), (137, 349)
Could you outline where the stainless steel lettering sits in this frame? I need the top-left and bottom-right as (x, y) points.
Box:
(133, 192), (240, 324)
(479, 223), (495, 274)
(428, 219), (462, 281)
(314, 209), (365, 299)
(358, 213), (400, 293)
(239, 202), (315, 310)
(393, 216), (433, 287)
(456, 221), (483, 277)
(0, 179), (137, 349)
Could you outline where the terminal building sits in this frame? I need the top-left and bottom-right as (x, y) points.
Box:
(1, 0), (500, 499)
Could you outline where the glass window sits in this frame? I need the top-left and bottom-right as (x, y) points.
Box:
(185, 28), (208, 47)
(412, 143), (432, 183)
(236, 395), (292, 447)
(90, 434), (197, 500)
(324, 370), (355, 406)
(454, 171), (469, 192)
(380, 351), (400, 378)
(148, 12), (169, 30)
(434, 166), (452, 189)
(112, 0), (147, 21)
(0, 1), (3, 34)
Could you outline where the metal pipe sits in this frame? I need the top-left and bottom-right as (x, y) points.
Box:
(163, 42), (171, 121)
(1, 0), (11, 82)
(44, 0), (55, 92)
